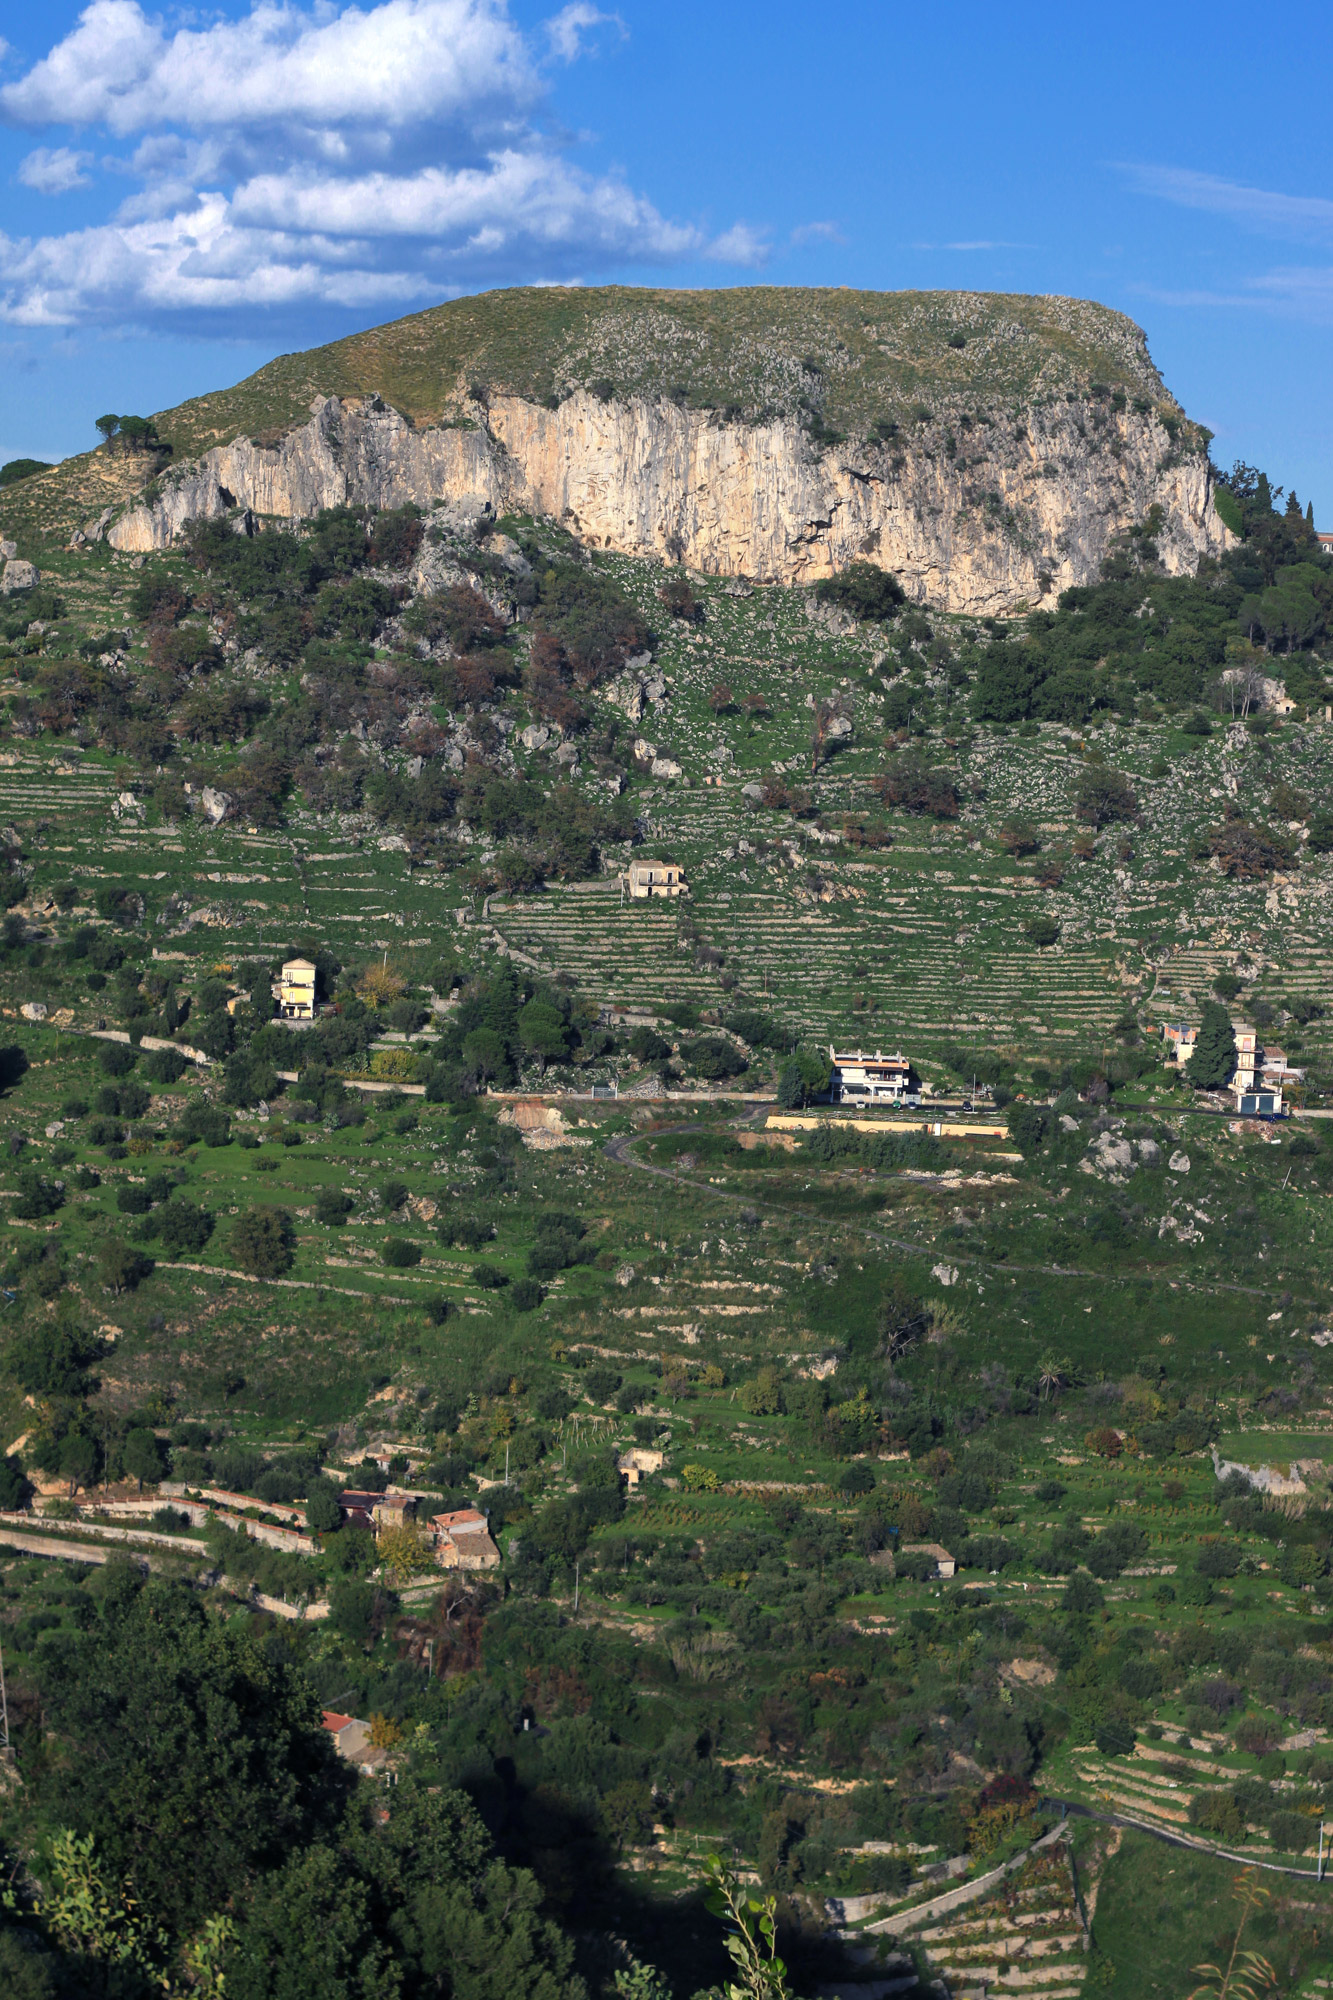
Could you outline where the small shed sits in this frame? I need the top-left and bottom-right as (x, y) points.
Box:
(617, 1448), (665, 1487)
(901, 1541), (956, 1579)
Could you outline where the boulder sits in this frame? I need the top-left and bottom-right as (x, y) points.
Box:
(1136, 1138), (1161, 1167)
(650, 756), (683, 780)
(1, 558), (40, 594)
(199, 787), (232, 824)
(520, 723), (551, 751)
(1168, 1150), (1191, 1174)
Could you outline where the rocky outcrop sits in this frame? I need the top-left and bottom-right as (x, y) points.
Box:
(104, 388), (1229, 615)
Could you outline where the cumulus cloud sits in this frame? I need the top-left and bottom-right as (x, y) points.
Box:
(0, 0), (753, 324)
(0, 0), (538, 140)
(17, 147), (94, 194)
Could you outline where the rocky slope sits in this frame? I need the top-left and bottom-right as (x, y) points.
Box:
(10, 285), (1230, 613)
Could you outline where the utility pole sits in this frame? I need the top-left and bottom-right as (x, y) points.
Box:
(573, 1560), (580, 1616)
(0, 1630), (9, 1756)
(504, 1440), (510, 1487)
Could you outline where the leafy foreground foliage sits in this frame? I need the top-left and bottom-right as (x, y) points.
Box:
(0, 1568), (589, 2000)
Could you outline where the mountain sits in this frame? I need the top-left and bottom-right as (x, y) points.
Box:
(2, 285), (1228, 613)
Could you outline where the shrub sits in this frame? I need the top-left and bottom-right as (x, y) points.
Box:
(228, 1207), (296, 1278)
(1095, 1718), (1135, 1757)
(1062, 1571), (1104, 1614)
(142, 1048), (189, 1085)
(12, 1168), (64, 1220)
(874, 754), (959, 819)
(814, 562), (904, 623)
(1196, 1539), (1242, 1578)
(510, 1277), (543, 1312)
(98, 1041), (138, 1077)
(470, 1266), (509, 1290)
(116, 1185), (152, 1215)
(381, 1238), (422, 1268)
(98, 1241), (153, 1293)
(1074, 767), (1139, 827)
(1268, 1810), (1316, 1854)
(156, 1201), (214, 1257)
(1023, 914), (1061, 947)
(315, 1189), (354, 1227)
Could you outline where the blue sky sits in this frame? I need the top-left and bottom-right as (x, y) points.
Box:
(1, 0), (1331, 518)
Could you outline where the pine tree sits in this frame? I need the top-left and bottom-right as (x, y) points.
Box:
(1187, 1000), (1237, 1091)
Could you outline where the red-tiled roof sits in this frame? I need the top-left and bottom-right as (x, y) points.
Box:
(433, 1508), (487, 1531)
(322, 1711), (354, 1733)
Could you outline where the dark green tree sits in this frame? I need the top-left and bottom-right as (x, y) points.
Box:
(228, 1207), (296, 1277)
(122, 1427), (165, 1494)
(775, 1060), (805, 1110)
(1186, 1001), (1237, 1091)
(33, 1572), (347, 1937)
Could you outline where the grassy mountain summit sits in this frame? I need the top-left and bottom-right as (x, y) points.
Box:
(153, 284), (1182, 460)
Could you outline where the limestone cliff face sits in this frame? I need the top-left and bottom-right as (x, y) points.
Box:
(106, 389), (1229, 614)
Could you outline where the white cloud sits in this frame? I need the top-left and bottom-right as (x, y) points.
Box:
(702, 222), (769, 269)
(1120, 164), (1333, 241)
(231, 151), (699, 260)
(0, 0), (757, 325)
(0, 0), (537, 140)
(17, 147), (94, 194)
(544, 4), (625, 63)
(790, 220), (845, 247)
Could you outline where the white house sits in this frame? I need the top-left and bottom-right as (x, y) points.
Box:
(830, 1047), (914, 1103)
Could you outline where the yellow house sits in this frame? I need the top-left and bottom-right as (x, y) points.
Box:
(274, 957), (317, 1021)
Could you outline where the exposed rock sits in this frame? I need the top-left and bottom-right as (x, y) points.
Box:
(1136, 1138), (1161, 1167)
(1168, 1150), (1191, 1174)
(1058, 1113), (1080, 1133)
(1, 558), (40, 594)
(0, 541), (14, 560)
(199, 786), (233, 824)
(103, 386), (1230, 615)
(605, 672), (645, 723)
(633, 737), (657, 763)
(19, 1002), (47, 1022)
(519, 723), (551, 751)
(741, 782), (765, 804)
(650, 756), (683, 780)
(554, 742), (580, 766)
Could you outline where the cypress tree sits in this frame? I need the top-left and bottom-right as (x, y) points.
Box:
(1187, 1000), (1237, 1090)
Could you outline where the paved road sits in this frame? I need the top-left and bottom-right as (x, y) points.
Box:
(1047, 1797), (1328, 1883)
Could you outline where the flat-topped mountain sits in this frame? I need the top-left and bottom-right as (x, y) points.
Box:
(4, 285), (1229, 612)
